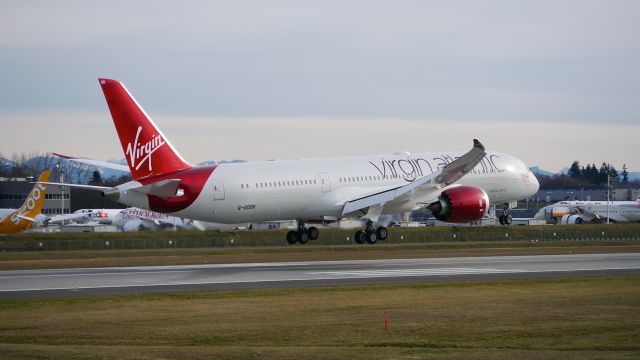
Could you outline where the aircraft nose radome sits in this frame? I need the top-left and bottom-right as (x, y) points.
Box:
(530, 170), (540, 193)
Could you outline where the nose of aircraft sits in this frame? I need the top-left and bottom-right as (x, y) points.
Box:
(529, 170), (540, 194)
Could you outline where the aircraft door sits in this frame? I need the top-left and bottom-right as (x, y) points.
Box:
(319, 172), (331, 192)
(213, 178), (225, 200)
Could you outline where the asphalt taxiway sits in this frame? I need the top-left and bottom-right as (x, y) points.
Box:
(0, 253), (638, 299)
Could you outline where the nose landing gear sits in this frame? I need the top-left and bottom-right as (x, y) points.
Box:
(498, 205), (513, 225)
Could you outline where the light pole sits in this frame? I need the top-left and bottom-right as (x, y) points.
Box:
(606, 174), (610, 224)
(55, 165), (66, 221)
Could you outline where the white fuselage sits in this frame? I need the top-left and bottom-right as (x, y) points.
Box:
(116, 150), (539, 224)
(536, 200), (640, 223)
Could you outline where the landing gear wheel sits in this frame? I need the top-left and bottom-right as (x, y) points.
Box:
(297, 230), (309, 244)
(307, 226), (319, 240)
(376, 227), (388, 241)
(366, 232), (378, 245)
(286, 230), (298, 245)
(498, 215), (505, 225)
(355, 230), (366, 244)
(504, 214), (512, 225)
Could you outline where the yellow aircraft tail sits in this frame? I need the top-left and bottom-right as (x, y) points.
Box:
(0, 170), (50, 233)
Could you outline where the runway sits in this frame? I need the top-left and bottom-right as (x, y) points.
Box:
(1, 253), (639, 299)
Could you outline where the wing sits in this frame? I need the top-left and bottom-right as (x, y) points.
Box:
(341, 139), (486, 216)
(52, 153), (131, 173)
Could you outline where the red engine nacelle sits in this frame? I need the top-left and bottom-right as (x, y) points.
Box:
(427, 185), (490, 223)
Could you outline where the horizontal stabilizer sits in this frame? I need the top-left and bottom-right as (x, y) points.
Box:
(15, 214), (38, 223)
(131, 179), (181, 197)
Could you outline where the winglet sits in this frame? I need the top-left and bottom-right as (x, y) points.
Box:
(473, 139), (485, 151)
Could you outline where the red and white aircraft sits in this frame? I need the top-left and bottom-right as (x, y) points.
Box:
(46, 78), (539, 244)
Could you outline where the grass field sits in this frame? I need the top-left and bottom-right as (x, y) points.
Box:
(1, 276), (639, 359)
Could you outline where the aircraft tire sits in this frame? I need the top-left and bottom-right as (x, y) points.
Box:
(376, 227), (388, 241)
(366, 232), (378, 245)
(307, 226), (319, 240)
(498, 215), (505, 225)
(504, 215), (512, 225)
(286, 231), (298, 245)
(355, 230), (366, 244)
(297, 230), (309, 244)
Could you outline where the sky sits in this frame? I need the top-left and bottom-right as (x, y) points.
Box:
(1, 0), (638, 172)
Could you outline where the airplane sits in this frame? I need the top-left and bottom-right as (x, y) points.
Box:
(42, 78), (539, 245)
(535, 198), (640, 224)
(0, 170), (50, 233)
(61, 207), (240, 231)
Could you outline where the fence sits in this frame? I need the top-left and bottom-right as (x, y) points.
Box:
(1, 225), (639, 252)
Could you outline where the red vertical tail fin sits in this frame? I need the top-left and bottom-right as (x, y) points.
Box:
(98, 78), (191, 180)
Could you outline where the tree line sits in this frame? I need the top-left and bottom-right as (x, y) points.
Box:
(539, 160), (636, 189)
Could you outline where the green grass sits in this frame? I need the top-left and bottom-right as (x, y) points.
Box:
(1, 276), (639, 359)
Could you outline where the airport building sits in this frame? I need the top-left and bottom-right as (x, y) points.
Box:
(0, 176), (70, 215)
(533, 188), (639, 202)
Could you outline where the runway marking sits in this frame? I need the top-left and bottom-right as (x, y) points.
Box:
(310, 268), (516, 277)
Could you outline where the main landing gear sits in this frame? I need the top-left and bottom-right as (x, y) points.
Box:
(354, 221), (388, 245)
(286, 221), (319, 245)
(498, 205), (512, 225)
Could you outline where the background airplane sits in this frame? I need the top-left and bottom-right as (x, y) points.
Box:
(44, 78), (539, 245)
(0, 170), (50, 233)
(535, 198), (640, 224)
(59, 207), (244, 231)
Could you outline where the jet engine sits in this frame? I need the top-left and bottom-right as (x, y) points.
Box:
(122, 219), (146, 232)
(560, 214), (586, 225)
(427, 185), (489, 223)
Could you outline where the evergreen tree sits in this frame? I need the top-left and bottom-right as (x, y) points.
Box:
(609, 165), (618, 181)
(598, 162), (609, 183)
(568, 161), (581, 179)
(621, 164), (629, 183)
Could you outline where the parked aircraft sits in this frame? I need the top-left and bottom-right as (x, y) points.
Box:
(535, 198), (640, 224)
(61, 207), (243, 231)
(0, 170), (50, 233)
(43, 78), (539, 244)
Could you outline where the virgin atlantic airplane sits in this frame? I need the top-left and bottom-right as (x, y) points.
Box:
(46, 78), (539, 245)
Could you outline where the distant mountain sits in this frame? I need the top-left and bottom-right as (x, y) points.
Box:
(529, 166), (555, 177)
(0, 157), (14, 171)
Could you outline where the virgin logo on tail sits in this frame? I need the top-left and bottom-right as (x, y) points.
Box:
(126, 126), (166, 173)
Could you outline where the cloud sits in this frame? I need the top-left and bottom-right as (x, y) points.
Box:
(1, 111), (638, 172)
(0, 1), (638, 171)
